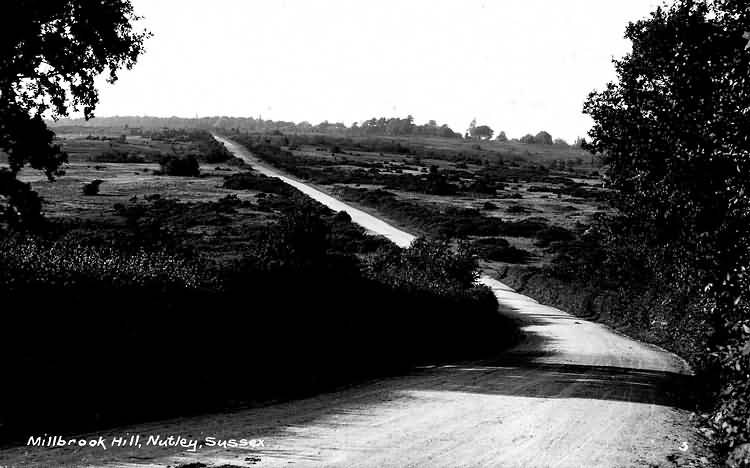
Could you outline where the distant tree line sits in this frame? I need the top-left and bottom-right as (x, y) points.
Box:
(52, 115), (462, 139)
(51, 116), (586, 148)
(465, 119), (584, 147)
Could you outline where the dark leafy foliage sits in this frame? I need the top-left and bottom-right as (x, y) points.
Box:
(583, 0), (750, 461)
(91, 150), (146, 163)
(0, 188), (513, 441)
(534, 226), (575, 248)
(472, 237), (533, 264)
(365, 238), (479, 292)
(158, 154), (200, 177)
(81, 179), (103, 196)
(0, 0), (149, 225)
(222, 171), (297, 196)
(1, 1), (150, 118)
(0, 168), (44, 228)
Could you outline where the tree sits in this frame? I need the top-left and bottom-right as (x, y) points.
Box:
(468, 118), (477, 135)
(438, 124), (459, 138)
(534, 131), (553, 145)
(553, 138), (569, 147)
(519, 134), (536, 144)
(583, 0), (750, 461)
(0, 1), (149, 226)
(495, 131), (508, 142)
(470, 125), (494, 140)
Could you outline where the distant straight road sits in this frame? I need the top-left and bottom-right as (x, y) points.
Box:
(214, 134), (416, 249)
(0, 135), (707, 468)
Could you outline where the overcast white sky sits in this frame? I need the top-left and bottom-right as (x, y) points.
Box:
(93, 0), (664, 141)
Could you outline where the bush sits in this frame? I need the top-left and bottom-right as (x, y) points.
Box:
(472, 237), (532, 264)
(159, 154), (200, 177)
(534, 226), (575, 248)
(334, 210), (352, 222)
(0, 169), (45, 229)
(365, 237), (478, 291)
(223, 171), (296, 196)
(91, 150), (146, 163)
(0, 237), (208, 291)
(82, 179), (103, 196)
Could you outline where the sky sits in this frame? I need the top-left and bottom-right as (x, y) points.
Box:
(92, 0), (665, 142)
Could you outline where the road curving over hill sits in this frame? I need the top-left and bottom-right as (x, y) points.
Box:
(0, 135), (709, 468)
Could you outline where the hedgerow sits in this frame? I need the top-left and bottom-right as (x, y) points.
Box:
(0, 195), (513, 442)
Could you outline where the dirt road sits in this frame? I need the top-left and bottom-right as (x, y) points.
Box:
(0, 136), (707, 468)
(213, 135), (416, 248)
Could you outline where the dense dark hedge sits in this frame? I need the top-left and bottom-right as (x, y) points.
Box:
(0, 208), (513, 443)
(472, 237), (533, 264)
(158, 154), (200, 177)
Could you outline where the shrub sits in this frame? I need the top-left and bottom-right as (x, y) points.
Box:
(82, 179), (103, 196)
(0, 237), (208, 290)
(91, 150), (146, 163)
(223, 171), (295, 196)
(472, 237), (532, 264)
(534, 226), (575, 247)
(334, 210), (352, 222)
(0, 169), (45, 228)
(159, 155), (200, 177)
(364, 237), (479, 292)
(484, 245), (532, 263)
(520, 134), (536, 144)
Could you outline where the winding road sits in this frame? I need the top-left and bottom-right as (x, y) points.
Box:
(0, 135), (707, 468)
